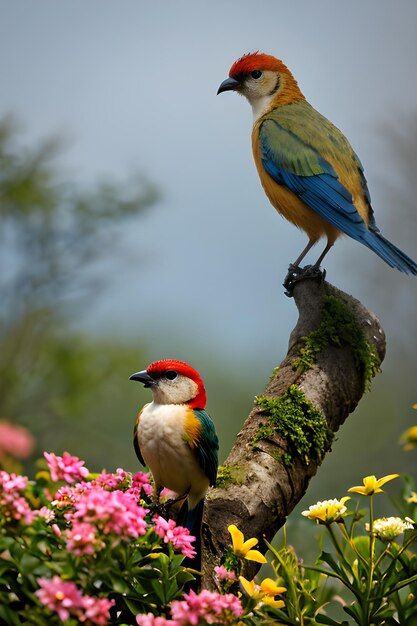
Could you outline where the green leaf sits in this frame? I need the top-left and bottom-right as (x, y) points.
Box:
(343, 604), (362, 621)
(135, 567), (163, 580)
(107, 574), (131, 594)
(18, 553), (42, 576)
(351, 535), (370, 560)
(319, 551), (344, 575)
(123, 596), (149, 616)
(150, 578), (167, 603)
(261, 606), (299, 625)
(8, 541), (24, 564)
(316, 614), (348, 625)
(0, 604), (24, 626)
(388, 572), (417, 594)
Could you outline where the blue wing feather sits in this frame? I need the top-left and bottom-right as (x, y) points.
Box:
(260, 119), (368, 241)
(259, 110), (417, 274)
(192, 409), (219, 487)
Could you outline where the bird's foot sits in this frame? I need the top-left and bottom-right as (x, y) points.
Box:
(283, 264), (326, 297)
(151, 490), (190, 519)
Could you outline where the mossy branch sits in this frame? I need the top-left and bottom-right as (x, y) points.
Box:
(201, 275), (386, 589)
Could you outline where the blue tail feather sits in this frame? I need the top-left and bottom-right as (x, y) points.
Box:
(176, 499), (204, 590)
(362, 229), (417, 275)
(185, 499), (204, 539)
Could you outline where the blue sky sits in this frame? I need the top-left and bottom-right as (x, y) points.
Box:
(1, 0), (416, 372)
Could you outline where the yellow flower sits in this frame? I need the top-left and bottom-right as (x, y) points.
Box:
(406, 491), (417, 503)
(348, 474), (399, 496)
(400, 426), (417, 451)
(239, 576), (286, 609)
(228, 524), (267, 563)
(301, 497), (350, 524)
(239, 576), (256, 596)
(262, 595), (286, 609)
(259, 578), (287, 596)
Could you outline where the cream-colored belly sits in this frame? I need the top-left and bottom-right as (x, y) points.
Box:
(137, 403), (209, 509)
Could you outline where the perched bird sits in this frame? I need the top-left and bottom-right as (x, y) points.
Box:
(218, 52), (417, 290)
(130, 359), (218, 540)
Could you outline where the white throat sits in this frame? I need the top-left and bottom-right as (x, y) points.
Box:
(250, 94), (274, 123)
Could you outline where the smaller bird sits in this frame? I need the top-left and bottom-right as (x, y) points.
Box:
(217, 52), (417, 292)
(130, 359), (219, 540)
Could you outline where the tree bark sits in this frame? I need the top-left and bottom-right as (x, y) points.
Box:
(201, 275), (386, 589)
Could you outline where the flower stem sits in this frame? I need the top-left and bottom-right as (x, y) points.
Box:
(364, 495), (376, 624)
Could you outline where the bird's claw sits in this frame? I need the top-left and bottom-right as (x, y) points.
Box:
(283, 264), (326, 297)
(151, 491), (189, 519)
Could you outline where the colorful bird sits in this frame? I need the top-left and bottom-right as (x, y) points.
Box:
(218, 52), (417, 291)
(130, 359), (219, 537)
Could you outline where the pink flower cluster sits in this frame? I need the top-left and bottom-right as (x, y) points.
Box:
(50, 470), (193, 559)
(94, 468), (130, 490)
(214, 565), (236, 581)
(67, 487), (148, 539)
(153, 516), (196, 559)
(136, 616), (174, 626)
(44, 451), (90, 483)
(171, 589), (243, 625)
(36, 575), (114, 625)
(0, 420), (34, 459)
(136, 589), (243, 626)
(131, 470), (153, 498)
(0, 470), (35, 524)
(48, 473), (149, 555)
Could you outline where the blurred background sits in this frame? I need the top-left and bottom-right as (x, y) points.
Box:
(0, 0), (416, 543)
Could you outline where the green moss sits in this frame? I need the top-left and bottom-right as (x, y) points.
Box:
(252, 385), (333, 467)
(252, 425), (275, 441)
(292, 295), (380, 390)
(223, 547), (240, 573)
(268, 365), (280, 382)
(216, 463), (246, 489)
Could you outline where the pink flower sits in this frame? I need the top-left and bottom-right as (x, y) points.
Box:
(0, 420), (34, 459)
(159, 487), (178, 502)
(36, 576), (114, 624)
(136, 613), (177, 626)
(171, 589), (243, 625)
(153, 516), (196, 559)
(81, 596), (115, 625)
(214, 565), (236, 581)
(51, 523), (61, 538)
(36, 576), (84, 622)
(0, 470), (35, 524)
(66, 488), (148, 538)
(129, 471), (153, 498)
(66, 522), (103, 555)
(0, 471), (27, 492)
(36, 505), (55, 523)
(44, 451), (90, 484)
(51, 484), (76, 507)
(93, 468), (130, 490)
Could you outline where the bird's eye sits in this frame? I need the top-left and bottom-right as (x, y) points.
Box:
(165, 370), (178, 381)
(251, 70), (262, 79)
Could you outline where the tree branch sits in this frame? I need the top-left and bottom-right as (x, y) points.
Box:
(201, 275), (386, 588)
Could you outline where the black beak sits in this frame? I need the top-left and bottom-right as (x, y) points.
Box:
(217, 77), (240, 95)
(129, 370), (155, 387)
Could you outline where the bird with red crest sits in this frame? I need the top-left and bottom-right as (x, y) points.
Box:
(130, 359), (218, 547)
(218, 52), (417, 293)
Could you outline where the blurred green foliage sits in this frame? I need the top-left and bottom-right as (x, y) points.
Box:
(0, 117), (158, 473)
(0, 117), (253, 476)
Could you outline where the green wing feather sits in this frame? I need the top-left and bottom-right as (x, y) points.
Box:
(192, 409), (219, 487)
